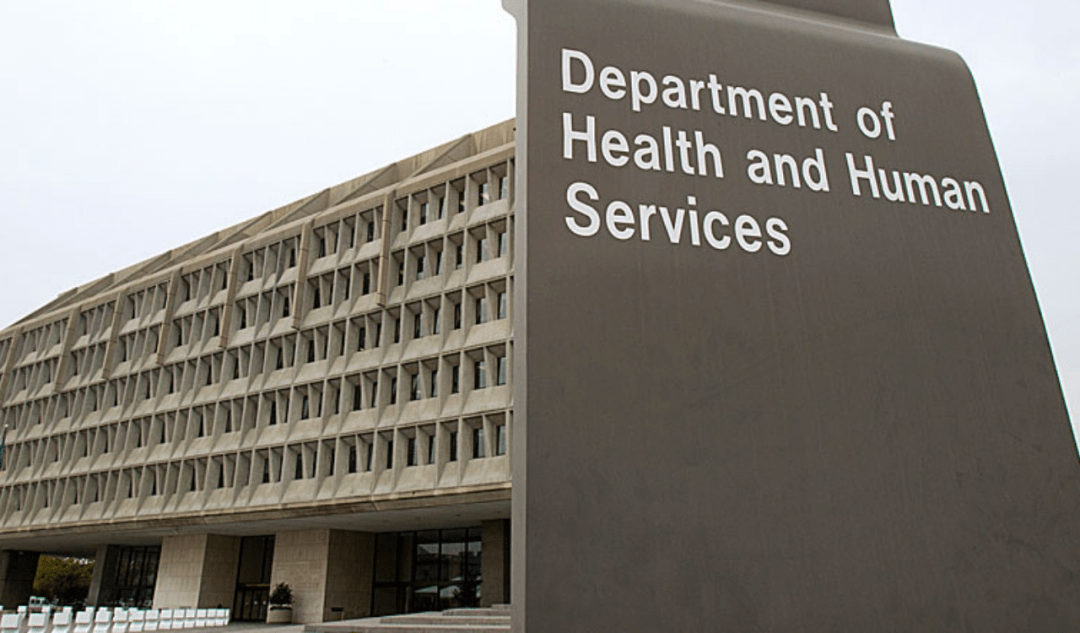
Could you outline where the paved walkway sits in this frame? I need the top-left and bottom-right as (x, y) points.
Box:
(183, 622), (306, 633)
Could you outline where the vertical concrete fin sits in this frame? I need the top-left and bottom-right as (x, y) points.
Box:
(220, 245), (245, 349)
(155, 270), (183, 365)
(375, 190), (397, 308)
(101, 290), (126, 380)
(0, 327), (25, 408)
(54, 307), (82, 388)
(291, 220), (316, 330)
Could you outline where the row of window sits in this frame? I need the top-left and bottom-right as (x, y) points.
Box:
(2, 285), (512, 434)
(2, 343), (510, 482)
(0, 159), (513, 376)
(2, 213), (511, 406)
(0, 416), (509, 515)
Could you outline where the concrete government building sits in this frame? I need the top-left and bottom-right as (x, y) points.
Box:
(0, 120), (515, 623)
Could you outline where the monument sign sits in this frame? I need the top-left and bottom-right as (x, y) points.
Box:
(508, 0), (1080, 631)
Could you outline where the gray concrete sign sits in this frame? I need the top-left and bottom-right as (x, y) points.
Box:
(508, 0), (1080, 631)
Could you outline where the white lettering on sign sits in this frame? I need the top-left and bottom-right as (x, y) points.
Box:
(556, 47), (995, 255)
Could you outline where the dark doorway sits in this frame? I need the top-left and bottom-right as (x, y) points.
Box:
(371, 528), (481, 616)
(233, 535), (274, 621)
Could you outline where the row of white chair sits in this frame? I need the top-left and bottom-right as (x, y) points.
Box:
(1, 608), (230, 633)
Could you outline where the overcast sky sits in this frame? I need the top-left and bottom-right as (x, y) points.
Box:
(1, 1), (1076, 439)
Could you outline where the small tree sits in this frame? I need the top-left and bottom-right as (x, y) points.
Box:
(34, 556), (94, 605)
(269, 582), (293, 608)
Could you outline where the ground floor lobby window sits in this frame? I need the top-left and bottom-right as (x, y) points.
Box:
(372, 528), (482, 615)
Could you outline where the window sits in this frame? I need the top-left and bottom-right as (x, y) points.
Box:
(386, 438), (394, 469)
(455, 244), (464, 269)
(397, 263), (404, 286)
(407, 437), (417, 466)
(437, 194), (447, 219)
(357, 326), (366, 351)
(370, 379), (379, 408)
(473, 426), (486, 458)
(410, 374), (421, 401)
(479, 181), (491, 206)
(427, 434), (435, 465)
(414, 313), (423, 339)
(367, 221), (375, 242)
(496, 424), (507, 456)
(419, 201), (429, 225)
(389, 378), (398, 405)
(353, 384), (363, 411)
(393, 318), (401, 344)
(474, 360), (487, 390)
(476, 237), (489, 263)
(499, 175), (509, 199)
(497, 292), (507, 320)
(362, 272), (371, 295)
(435, 251), (444, 275)
(496, 355), (507, 386)
(451, 365), (460, 394)
(430, 369), (438, 398)
(416, 255), (426, 280)
(348, 444), (358, 473)
(449, 431), (458, 462)
(475, 297), (488, 325)
(365, 441), (373, 472)
(454, 302), (462, 330)
(498, 230), (508, 257)
(401, 208), (408, 232)
(432, 307), (441, 335)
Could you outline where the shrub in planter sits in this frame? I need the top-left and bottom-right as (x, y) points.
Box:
(267, 583), (293, 624)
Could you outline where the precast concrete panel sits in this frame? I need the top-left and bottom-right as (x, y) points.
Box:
(508, 0), (1080, 631)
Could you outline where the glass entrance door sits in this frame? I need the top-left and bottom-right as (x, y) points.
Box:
(233, 535), (274, 621)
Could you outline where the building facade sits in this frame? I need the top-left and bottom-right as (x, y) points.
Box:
(0, 120), (515, 623)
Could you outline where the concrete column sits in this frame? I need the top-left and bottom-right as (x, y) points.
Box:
(324, 530), (375, 621)
(0, 550), (40, 608)
(86, 544), (120, 606)
(270, 529), (375, 624)
(153, 534), (240, 610)
(481, 519), (510, 607)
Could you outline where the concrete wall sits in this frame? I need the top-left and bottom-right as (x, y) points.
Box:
(270, 530), (330, 624)
(324, 531), (375, 621)
(270, 529), (375, 624)
(197, 535), (242, 608)
(481, 520), (509, 607)
(0, 550), (40, 608)
(154, 534), (240, 610)
(86, 544), (117, 607)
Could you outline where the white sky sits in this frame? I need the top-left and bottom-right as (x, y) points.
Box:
(1, 1), (1076, 439)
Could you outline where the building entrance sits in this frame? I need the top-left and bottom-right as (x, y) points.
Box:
(233, 535), (274, 621)
(371, 528), (482, 616)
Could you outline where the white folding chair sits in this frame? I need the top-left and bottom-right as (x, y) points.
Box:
(2, 614), (25, 633)
(126, 612), (144, 633)
(50, 611), (73, 633)
(109, 610), (127, 633)
(91, 610), (111, 633)
(27, 613), (49, 633)
(72, 612), (92, 633)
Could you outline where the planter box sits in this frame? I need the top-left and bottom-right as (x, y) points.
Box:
(266, 608), (292, 624)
